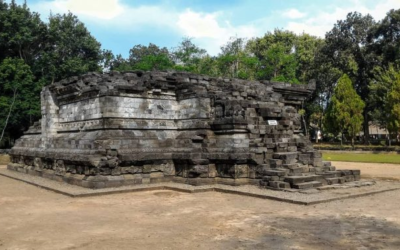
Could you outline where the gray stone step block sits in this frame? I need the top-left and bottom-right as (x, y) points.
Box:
(263, 169), (289, 176)
(326, 177), (345, 185)
(268, 181), (291, 189)
(284, 175), (318, 184)
(292, 181), (322, 189)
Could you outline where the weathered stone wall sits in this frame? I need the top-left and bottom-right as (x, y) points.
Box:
(7, 71), (360, 189)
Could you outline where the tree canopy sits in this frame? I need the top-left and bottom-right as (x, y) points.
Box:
(1, 0), (400, 147)
(324, 74), (365, 146)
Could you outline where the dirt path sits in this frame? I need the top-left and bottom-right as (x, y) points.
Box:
(333, 161), (400, 180)
(1, 173), (400, 249)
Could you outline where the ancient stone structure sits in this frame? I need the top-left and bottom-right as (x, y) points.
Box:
(7, 71), (360, 189)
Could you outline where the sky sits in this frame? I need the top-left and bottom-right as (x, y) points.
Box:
(11, 0), (400, 57)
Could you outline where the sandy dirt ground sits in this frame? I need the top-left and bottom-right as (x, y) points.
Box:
(1, 164), (400, 250)
(0, 155), (9, 165)
(334, 161), (400, 181)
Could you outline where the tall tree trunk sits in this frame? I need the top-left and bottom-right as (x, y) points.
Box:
(341, 132), (343, 146)
(363, 110), (369, 144)
(0, 88), (17, 144)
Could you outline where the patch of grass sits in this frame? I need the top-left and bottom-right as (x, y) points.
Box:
(323, 153), (400, 164)
(314, 143), (400, 152)
(0, 154), (10, 165)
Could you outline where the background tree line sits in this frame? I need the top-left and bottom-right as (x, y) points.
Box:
(1, 0), (400, 147)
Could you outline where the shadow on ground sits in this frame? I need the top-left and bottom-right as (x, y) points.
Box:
(219, 214), (400, 250)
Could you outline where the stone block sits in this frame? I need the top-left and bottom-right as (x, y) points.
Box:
(6, 70), (359, 190)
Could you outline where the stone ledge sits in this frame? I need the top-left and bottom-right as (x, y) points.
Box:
(1, 168), (399, 206)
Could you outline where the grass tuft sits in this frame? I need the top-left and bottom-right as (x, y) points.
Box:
(323, 153), (400, 164)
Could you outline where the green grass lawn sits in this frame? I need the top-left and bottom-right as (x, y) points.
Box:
(323, 153), (400, 164)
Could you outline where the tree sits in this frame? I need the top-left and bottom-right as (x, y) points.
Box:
(109, 43), (174, 71)
(324, 74), (365, 147)
(172, 37), (207, 73)
(322, 12), (376, 142)
(37, 12), (102, 82)
(384, 68), (400, 145)
(0, 58), (38, 144)
(100, 49), (115, 72)
(369, 9), (400, 66)
(133, 54), (174, 71)
(195, 55), (219, 76)
(128, 43), (170, 64)
(247, 29), (299, 83)
(294, 33), (324, 84)
(216, 37), (260, 80)
(369, 64), (397, 133)
(0, 0), (47, 64)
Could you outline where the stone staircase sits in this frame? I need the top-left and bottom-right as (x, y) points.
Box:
(259, 151), (361, 190)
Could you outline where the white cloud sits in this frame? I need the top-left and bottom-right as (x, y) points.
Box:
(30, 1), (263, 55)
(282, 8), (307, 19)
(31, 0), (178, 30)
(28, 0), (400, 55)
(284, 0), (400, 37)
(177, 9), (260, 55)
(65, 0), (123, 19)
(32, 0), (123, 20)
(177, 10), (225, 39)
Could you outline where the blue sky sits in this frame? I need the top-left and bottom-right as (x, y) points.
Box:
(11, 0), (400, 57)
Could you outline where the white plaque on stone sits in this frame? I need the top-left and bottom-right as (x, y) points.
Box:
(268, 120), (278, 125)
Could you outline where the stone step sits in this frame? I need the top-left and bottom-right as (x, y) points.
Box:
(288, 167), (305, 174)
(282, 163), (298, 169)
(263, 169), (288, 176)
(268, 181), (291, 189)
(273, 152), (298, 160)
(338, 169), (361, 175)
(316, 171), (341, 178)
(292, 181), (322, 189)
(326, 177), (345, 185)
(284, 175), (318, 184)
(323, 161), (331, 167)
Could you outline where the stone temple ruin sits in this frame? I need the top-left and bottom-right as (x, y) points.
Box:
(7, 71), (360, 189)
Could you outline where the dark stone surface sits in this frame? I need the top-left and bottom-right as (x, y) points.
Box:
(7, 70), (360, 189)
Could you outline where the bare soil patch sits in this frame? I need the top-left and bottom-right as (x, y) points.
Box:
(1, 167), (400, 249)
(334, 161), (400, 181)
(0, 155), (9, 165)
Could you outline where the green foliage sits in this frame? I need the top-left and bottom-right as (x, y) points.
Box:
(134, 54), (174, 71)
(215, 37), (260, 80)
(0, 0), (47, 64)
(385, 69), (400, 137)
(0, 58), (40, 138)
(111, 43), (174, 71)
(295, 33), (324, 84)
(0, 2), (104, 144)
(38, 12), (102, 82)
(247, 30), (322, 84)
(322, 152), (400, 164)
(324, 74), (365, 146)
(1, 0), (400, 149)
(172, 37), (207, 73)
(369, 9), (400, 66)
(248, 30), (298, 83)
(320, 12), (377, 141)
(368, 64), (399, 129)
(129, 43), (170, 65)
(193, 55), (219, 76)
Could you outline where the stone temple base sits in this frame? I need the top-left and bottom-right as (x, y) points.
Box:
(7, 162), (360, 190)
(8, 70), (360, 190)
